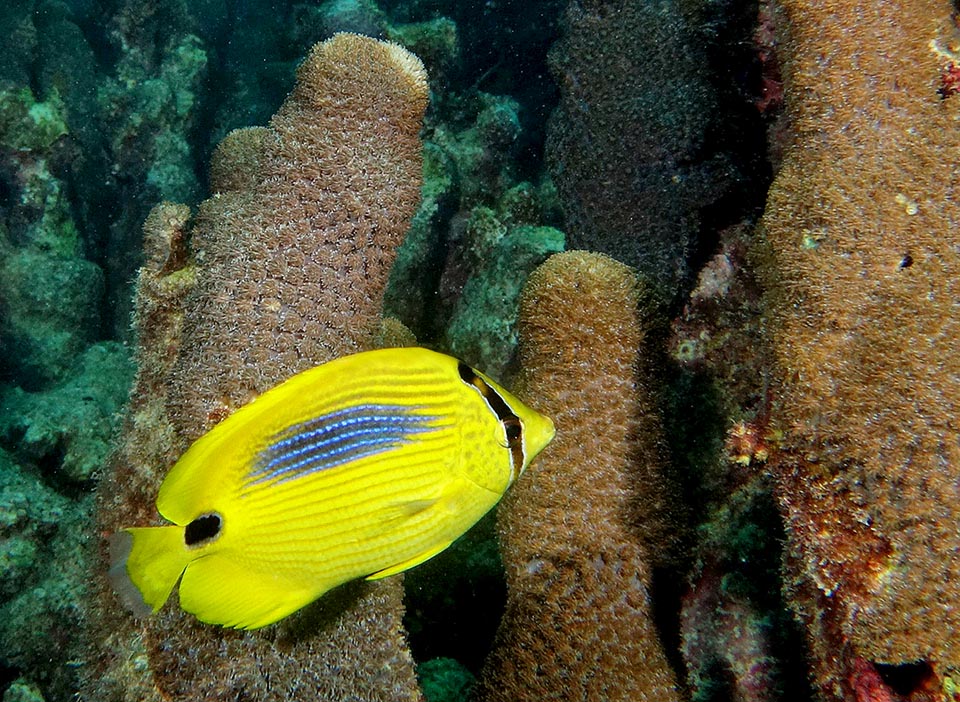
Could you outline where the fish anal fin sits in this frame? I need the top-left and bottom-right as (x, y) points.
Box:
(179, 552), (319, 630)
(365, 539), (453, 581)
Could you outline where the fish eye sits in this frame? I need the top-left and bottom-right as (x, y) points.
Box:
(503, 418), (522, 448)
(184, 512), (223, 547)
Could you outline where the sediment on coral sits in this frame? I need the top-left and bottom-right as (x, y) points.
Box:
(476, 251), (683, 702)
(85, 34), (428, 702)
(755, 0), (960, 697)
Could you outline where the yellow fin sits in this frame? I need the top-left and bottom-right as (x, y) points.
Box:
(109, 526), (190, 615)
(360, 497), (442, 536)
(178, 551), (316, 630)
(365, 539), (453, 581)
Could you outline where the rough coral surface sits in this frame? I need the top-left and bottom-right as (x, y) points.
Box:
(546, 0), (728, 299)
(755, 0), (960, 696)
(476, 251), (681, 702)
(86, 34), (428, 701)
(169, 34), (428, 429)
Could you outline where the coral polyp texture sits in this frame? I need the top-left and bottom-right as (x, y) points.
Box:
(476, 251), (682, 702)
(171, 34), (428, 427)
(546, 0), (728, 299)
(755, 0), (960, 696)
(86, 34), (428, 701)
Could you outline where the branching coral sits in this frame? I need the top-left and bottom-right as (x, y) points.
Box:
(85, 34), (429, 701)
(755, 0), (960, 697)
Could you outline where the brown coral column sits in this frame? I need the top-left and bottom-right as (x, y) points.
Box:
(90, 34), (428, 702)
(546, 1), (729, 299)
(756, 0), (960, 697)
(477, 251), (682, 702)
(169, 35), (428, 428)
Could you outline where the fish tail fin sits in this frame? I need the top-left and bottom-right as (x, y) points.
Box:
(108, 526), (191, 617)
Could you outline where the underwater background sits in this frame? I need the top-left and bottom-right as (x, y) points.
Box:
(2, 0), (959, 700)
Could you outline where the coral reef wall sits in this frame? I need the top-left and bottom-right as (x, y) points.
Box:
(668, 223), (809, 702)
(20, 0), (960, 697)
(476, 251), (682, 702)
(0, 84), (103, 387)
(86, 34), (429, 701)
(755, 0), (960, 697)
(0, 54), (135, 702)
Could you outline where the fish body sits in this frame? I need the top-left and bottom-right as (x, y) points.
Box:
(110, 347), (554, 629)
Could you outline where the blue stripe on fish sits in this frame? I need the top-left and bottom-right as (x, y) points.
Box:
(247, 404), (438, 485)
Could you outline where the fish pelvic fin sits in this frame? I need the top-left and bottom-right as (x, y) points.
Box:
(108, 526), (191, 617)
(365, 538), (454, 581)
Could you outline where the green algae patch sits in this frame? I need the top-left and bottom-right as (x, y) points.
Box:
(0, 85), (68, 152)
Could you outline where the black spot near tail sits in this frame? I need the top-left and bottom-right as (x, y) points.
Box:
(185, 513), (222, 546)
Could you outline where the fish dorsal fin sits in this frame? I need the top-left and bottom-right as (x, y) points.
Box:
(364, 538), (453, 581)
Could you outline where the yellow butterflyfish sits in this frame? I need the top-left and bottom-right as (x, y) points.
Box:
(109, 347), (554, 630)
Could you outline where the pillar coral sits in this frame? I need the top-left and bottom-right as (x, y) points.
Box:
(85, 34), (428, 701)
(476, 251), (682, 702)
(755, 0), (960, 698)
(546, 0), (728, 299)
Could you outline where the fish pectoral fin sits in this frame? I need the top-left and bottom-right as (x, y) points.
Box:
(394, 498), (440, 517)
(374, 496), (442, 531)
(364, 539), (454, 581)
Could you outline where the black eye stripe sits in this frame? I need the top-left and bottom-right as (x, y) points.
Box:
(457, 363), (517, 424)
(458, 362), (524, 471)
(185, 513), (222, 547)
